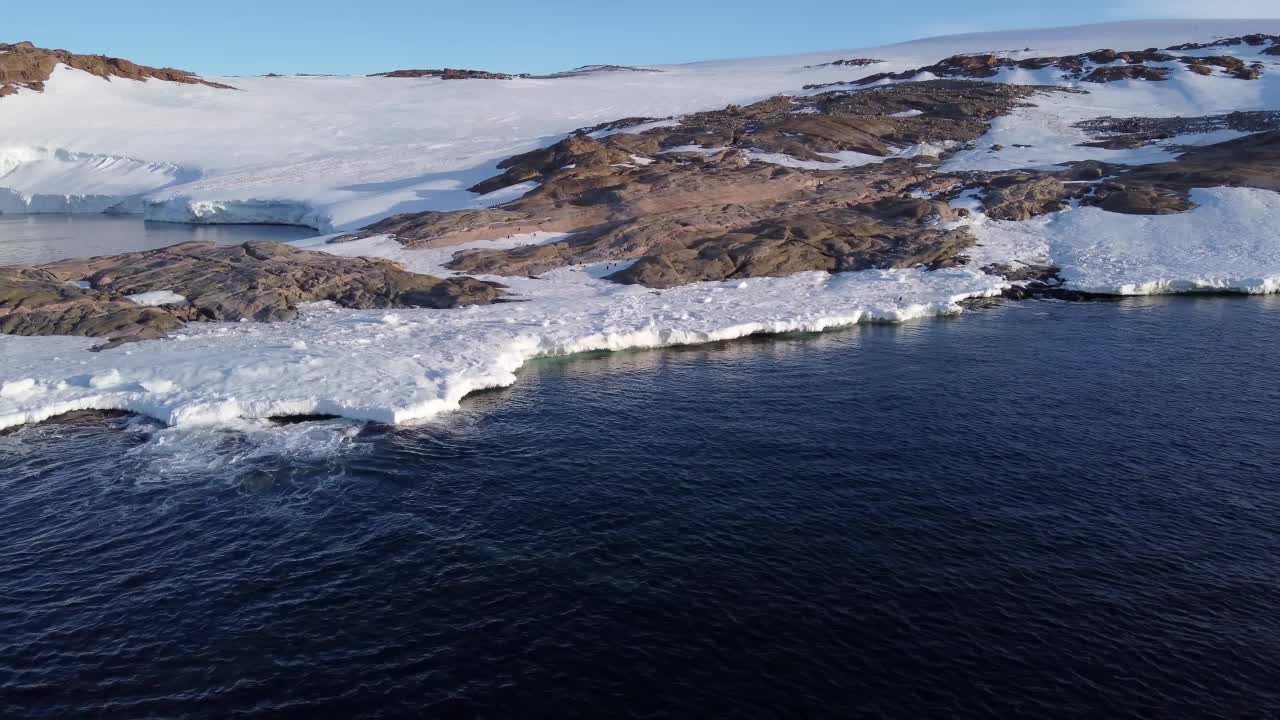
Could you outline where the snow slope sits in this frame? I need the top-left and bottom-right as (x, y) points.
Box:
(0, 146), (194, 214)
(0, 19), (1277, 230)
(5, 20), (1280, 431)
(969, 188), (1280, 295)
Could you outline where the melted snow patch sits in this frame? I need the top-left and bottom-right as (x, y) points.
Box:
(126, 291), (189, 307)
(144, 198), (333, 231)
(744, 142), (954, 170)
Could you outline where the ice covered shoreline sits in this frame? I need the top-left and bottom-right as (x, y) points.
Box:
(0, 262), (1008, 431)
(6, 181), (1280, 433)
(5, 19), (1280, 431)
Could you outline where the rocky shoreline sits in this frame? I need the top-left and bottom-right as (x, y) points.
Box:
(336, 54), (1280, 290)
(1, 241), (502, 348)
(5, 38), (1280, 348)
(0, 41), (234, 98)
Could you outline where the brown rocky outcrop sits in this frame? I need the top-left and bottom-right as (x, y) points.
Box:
(1109, 129), (1280, 193)
(468, 134), (634, 194)
(1, 241), (504, 345)
(1081, 65), (1170, 83)
(531, 65), (661, 79)
(44, 241), (504, 321)
(1093, 186), (1194, 215)
(1074, 111), (1280, 150)
(980, 175), (1070, 220)
(1073, 130), (1280, 215)
(808, 47), (1267, 90)
(806, 58), (882, 69)
(0, 41), (234, 97)
(335, 41), (1280, 292)
(0, 266), (185, 344)
(1167, 34), (1280, 51)
(369, 68), (515, 80)
(605, 201), (974, 288)
(332, 81), (1063, 288)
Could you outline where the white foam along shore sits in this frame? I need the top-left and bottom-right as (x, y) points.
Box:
(5, 21), (1280, 431)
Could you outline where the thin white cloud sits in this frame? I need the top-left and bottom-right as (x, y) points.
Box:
(1111, 0), (1280, 18)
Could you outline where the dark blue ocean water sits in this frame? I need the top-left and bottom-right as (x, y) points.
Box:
(3, 296), (1280, 718)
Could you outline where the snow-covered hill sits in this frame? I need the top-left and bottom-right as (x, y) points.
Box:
(1, 19), (1278, 230)
(4, 19), (1280, 432)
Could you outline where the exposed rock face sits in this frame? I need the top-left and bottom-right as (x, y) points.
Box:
(1075, 111), (1280, 150)
(575, 116), (670, 136)
(1167, 34), (1280, 51)
(532, 65), (661, 79)
(1070, 130), (1280, 215)
(330, 40), (1280, 293)
(0, 41), (234, 97)
(339, 80), (1066, 289)
(1094, 186), (1194, 215)
(0, 267), (185, 345)
(45, 241), (505, 320)
(805, 58), (882, 69)
(980, 175), (1069, 221)
(367, 64), (661, 81)
(1081, 65), (1170, 83)
(369, 68), (515, 80)
(1, 241), (504, 345)
(345, 81), (1052, 254)
(807, 47), (1267, 90)
(468, 133), (634, 194)
(606, 201), (974, 288)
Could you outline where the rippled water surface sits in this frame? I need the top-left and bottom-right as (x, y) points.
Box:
(4, 297), (1280, 718)
(0, 215), (315, 265)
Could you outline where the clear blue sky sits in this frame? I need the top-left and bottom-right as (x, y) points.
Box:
(8, 0), (1276, 76)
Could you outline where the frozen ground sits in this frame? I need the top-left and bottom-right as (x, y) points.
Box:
(5, 20), (1280, 430)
